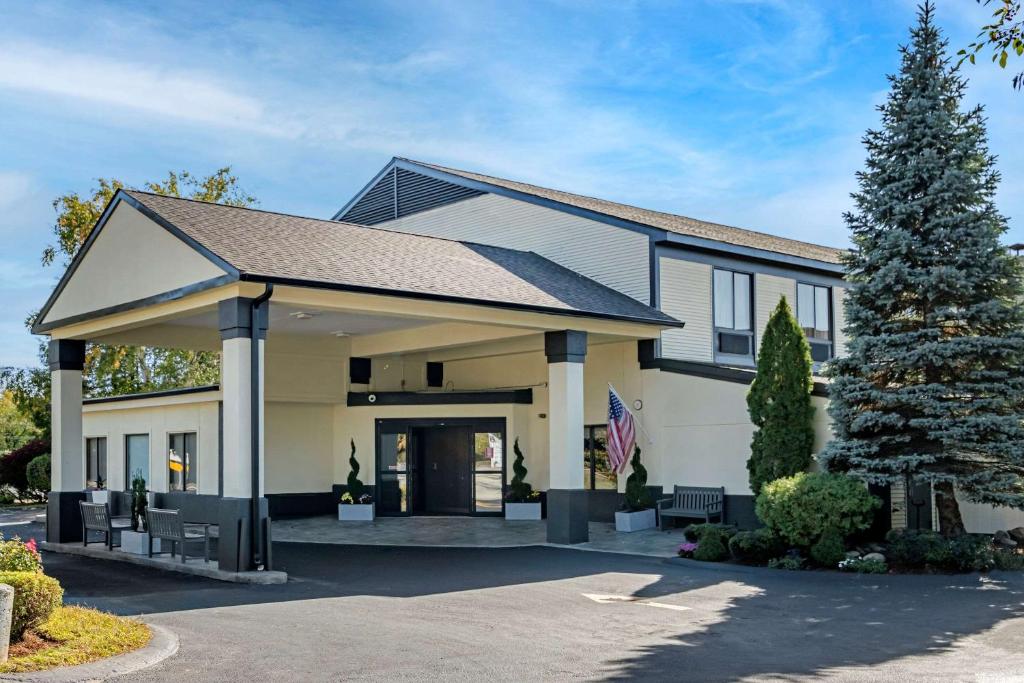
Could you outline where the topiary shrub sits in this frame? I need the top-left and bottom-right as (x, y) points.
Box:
(683, 523), (738, 543)
(0, 570), (62, 641)
(25, 454), (50, 498)
(345, 439), (367, 503)
(729, 528), (786, 565)
(755, 472), (880, 547)
(623, 446), (654, 512)
(0, 534), (42, 573)
(505, 438), (535, 503)
(693, 526), (729, 562)
(810, 528), (847, 567)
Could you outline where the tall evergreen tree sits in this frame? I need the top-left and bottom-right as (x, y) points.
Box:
(822, 3), (1024, 537)
(746, 297), (815, 495)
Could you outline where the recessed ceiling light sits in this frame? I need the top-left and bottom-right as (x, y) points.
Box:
(331, 330), (349, 337)
(289, 311), (319, 320)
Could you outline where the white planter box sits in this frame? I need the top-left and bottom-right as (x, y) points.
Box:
(615, 508), (657, 533)
(87, 490), (109, 505)
(120, 530), (160, 555)
(338, 503), (375, 521)
(505, 502), (542, 521)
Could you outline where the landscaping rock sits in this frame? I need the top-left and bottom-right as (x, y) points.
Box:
(1007, 527), (1024, 544)
(867, 543), (885, 554)
(845, 551), (861, 560)
(994, 530), (1018, 548)
(864, 552), (886, 563)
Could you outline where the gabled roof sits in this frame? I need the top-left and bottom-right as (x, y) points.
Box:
(35, 189), (680, 332)
(396, 159), (845, 265)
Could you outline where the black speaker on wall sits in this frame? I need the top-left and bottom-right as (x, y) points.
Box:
(426, 361), (443, 388)
(350, 357), (372, 384)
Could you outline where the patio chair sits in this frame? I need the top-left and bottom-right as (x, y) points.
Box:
(146, 508), (211, 563)
(79, 500), (132, 551)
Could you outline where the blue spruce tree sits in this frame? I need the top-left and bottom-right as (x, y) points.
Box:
(822, 3), (1024, 536)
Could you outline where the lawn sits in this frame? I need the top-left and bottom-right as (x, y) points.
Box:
(0, 605), (150, 673)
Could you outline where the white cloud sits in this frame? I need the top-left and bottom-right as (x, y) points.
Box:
(0, 43), (287, 136)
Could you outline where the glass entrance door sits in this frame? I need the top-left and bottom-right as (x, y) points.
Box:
(375, 418), (506, 516)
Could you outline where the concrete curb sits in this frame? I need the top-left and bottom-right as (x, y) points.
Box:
(0, 623), (178, 682)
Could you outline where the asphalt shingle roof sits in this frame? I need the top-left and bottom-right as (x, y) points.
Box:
(123, 190), (679, 327)
(403, 159), (845, 265)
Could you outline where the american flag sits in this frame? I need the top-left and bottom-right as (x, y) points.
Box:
(607, 385), (636, 474)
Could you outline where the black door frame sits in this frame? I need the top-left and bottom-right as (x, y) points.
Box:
(374, 417), (507, 517)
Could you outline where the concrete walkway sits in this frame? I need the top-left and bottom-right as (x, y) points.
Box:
(272, 515), (686, 557)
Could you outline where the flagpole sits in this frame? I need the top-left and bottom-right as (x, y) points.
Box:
(608, 383), (653, 445)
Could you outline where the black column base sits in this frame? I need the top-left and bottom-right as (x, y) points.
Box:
(218, 497), (269, 572)
(47, 491), (86, 543)
(547, 489), (589, 544)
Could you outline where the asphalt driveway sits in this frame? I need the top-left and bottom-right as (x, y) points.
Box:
(19, 522), (1024, 682)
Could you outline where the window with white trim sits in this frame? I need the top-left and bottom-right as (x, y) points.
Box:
(713, 268), (754, 363)
(797, 283), (833, 362)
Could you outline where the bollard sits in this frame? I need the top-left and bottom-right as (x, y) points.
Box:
(0, 583), (12, 662)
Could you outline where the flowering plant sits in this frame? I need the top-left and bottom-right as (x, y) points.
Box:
(838, 557), (888, 574)
(0, 533), (43, 573)
(677, 542), (699, 558)
(340, 492), (373, 505)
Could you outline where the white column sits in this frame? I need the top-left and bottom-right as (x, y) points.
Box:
(50, 368), (84, 492)
(548, 361), (584, 489)
(221, 337), (264, 499)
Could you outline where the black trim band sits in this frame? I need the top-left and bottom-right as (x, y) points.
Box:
(84, 385), (220, 405)
(641, 357), (828, 396)
(347, 390), (532, 406)
(48, 339), (85, 371)
(544, 330), (587, 363)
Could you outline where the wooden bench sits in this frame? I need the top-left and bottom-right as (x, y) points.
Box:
(79, 501), (131, 551)
(146, 508), (211, 563)
(657, 486), (725, 530)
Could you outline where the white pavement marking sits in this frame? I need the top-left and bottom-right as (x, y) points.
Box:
(582, 593), (690, 611)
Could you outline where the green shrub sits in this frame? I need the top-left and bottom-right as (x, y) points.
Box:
(25, 455), (49, 496)
(692, 527), (729, 562)
(0, 571), (62, 641)
(810, 529), (847, 567)
(623, 446), (654, 511)
(884, 529), (951, 568)
(683, 523), (738, 543)
(767, 555), (805, 570)
(755, 472), (880, 547)
(0, 488), (14, 506)
(948, 535), (995, 573)
(993, 550), (1024, 571)
(505, 438), (533, 503)
(728, 528), (786, 565)
(838, 557), (888, 574)
(0, 535), (42, 573)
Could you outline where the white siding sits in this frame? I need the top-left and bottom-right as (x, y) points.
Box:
(659, 257), (713, 362)
(833, 286), (849, 357)
(754, 273), (796, 353)
(375, 193), (650, 303)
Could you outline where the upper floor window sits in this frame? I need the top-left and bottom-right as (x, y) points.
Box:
(797, 283), (833, 363)
(713, 268), (754, 363)
(85, 437), (107, 490)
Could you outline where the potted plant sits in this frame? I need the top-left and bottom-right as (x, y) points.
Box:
(615, 446), (657, 532)
(504, 438), (541, 520)
(338, 439), (374, 521)
(121, 470), (158, 554)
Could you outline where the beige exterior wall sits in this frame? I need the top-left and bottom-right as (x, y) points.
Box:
(42, 202), (226, 326)
(265, 401), (335, 494)
(82, 392), (221, 494)
(833, 286), (849, 357)
(659, 257), (713, 362)
(374, 193), (651, 303)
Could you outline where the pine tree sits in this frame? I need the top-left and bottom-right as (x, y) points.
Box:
(822, 3), (1024, 537)
(746, 297), (815, 495)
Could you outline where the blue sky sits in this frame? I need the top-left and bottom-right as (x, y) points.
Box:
(1, 0), (1021, 368)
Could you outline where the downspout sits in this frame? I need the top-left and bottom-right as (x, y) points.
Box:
(250, 284), (273, 569)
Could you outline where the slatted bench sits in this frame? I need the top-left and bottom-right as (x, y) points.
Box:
(657, 485), (725, 530)
(146, 508), (211, 563)
(79, 501), (132, 551)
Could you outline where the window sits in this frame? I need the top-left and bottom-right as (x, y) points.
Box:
(797, 283), (833, 363)
(125, 434), (149, 489)
(85, 437), (106, 490)
(473, 431), (504, 513)
(583, 425), (616, 490)
(713, 268), (754, 361)
(167, 432), (198, 493)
